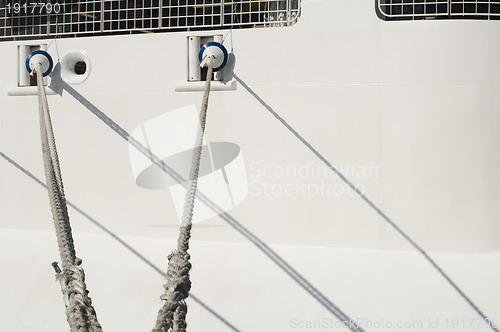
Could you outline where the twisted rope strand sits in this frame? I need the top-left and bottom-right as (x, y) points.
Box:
(153, 56), (215, 332)
(35, 63), (102, 332)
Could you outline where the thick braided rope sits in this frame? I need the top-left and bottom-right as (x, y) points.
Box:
(153, 56), (215, 332)
(35, 63), (102, 332)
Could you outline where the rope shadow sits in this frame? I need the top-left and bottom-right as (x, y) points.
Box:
(232, 74), (498, 332)
(52, 76), (364, 330)
(0, 151), (241, 332)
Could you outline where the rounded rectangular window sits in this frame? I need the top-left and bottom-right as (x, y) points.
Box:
(377, 0), (500, 21)
(0, 0), (301, 41)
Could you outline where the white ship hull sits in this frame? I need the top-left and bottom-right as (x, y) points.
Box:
(1, 0), (500, 330)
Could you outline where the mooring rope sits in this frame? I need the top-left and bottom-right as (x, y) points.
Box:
(35, 62), (102, 332)
(152, 55), (215, 332)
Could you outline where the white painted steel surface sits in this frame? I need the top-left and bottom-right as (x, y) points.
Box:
(1, 0), (500, 330)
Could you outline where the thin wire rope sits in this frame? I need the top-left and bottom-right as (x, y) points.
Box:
(35, 62), (102, 332)
(152, 55), (215, 332)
